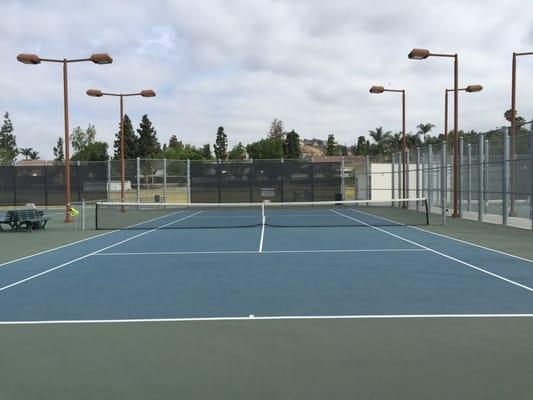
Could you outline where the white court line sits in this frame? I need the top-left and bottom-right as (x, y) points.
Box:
(0, 208), (187, 270)
(331, 209), (533, 293)
(95, 248), (429, 256)
(350, 207), (533, 264)
(0, 211), (202, 294)
(2, 313), (533, 325)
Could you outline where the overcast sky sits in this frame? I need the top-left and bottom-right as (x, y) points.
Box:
(2, 0), (533, 159)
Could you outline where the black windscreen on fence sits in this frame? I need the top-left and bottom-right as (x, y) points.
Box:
(190, 160), (342, 203)
(0, 163), (109, 206)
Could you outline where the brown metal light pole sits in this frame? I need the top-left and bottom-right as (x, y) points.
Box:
(370, 85), (407, 203)
(510, 52), (533, 216)
(444, 85), (483, 140)
(87, 89), (156, 205)
(17, 53), (112, 222)
(408, 48), (461, 217)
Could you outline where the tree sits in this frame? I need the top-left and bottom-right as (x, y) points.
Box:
(214, 126), (228, 160)
(228, 142), (247, 159)
(71, 124), (96, 153)
(416, 123), (435, 143)
(113, 114), (138, 159)
(71, 124), (109, 161)
(326, 134), (340, 156)
(72, 142), (109, 161)
(201, 144), (212, 159)
(283, 130), (301, 159)
(269, 118), (284, 139)
(0, 112), (17, 163)
(137, 114), (161, 158)
(20, 148), (35, 160)
(352, 136), (368, 155)
(53, 137), (64, 162)
(161, 140), (203, 160)
(29, 150), (39, 160)
(246, 138), (283, 159)
(168, 134), (179, 148)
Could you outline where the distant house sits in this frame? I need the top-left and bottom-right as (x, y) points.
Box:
(15, 159), (51, 167)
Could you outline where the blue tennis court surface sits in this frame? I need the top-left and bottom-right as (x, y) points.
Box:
(1, 207), (533, 322)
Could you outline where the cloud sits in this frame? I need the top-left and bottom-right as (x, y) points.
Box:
(3, 0), (533, 159)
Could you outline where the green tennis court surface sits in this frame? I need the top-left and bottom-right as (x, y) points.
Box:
(1, 201), (533, 399)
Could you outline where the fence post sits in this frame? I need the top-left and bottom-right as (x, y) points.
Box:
(12, 165), (17, 206)
(467, 143), (472, 212)
(76, 160), (82, 202)
(391, 153), (395, 205)
(107, 159), (111, 201)
(416, 148), (421, 210)
(44, 161), (49, 208)
(186, 159), (191, 203)
(502, 128), (509, 225)
(478, 133), (485, 221)
(249, 158), (254, 202)
(428, 145), (433, 211)
(136, 157), (141, 203)
(484, 138), (489, 214)
(163, 158), (167, 203)
(441, 142), (447, 225)
(396, 152), (401, 200)
(365, 155), (371, 200)
(459, 137), (464, 217)
(530, 125), (533, 230)
(405, 149), (410, 200)
(341, 156), (345, 201)
(81, 198), (86, 231)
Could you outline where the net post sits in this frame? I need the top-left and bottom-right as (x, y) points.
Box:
(136, 157), (140, 205)
(107, 159), (111, 201)
(424, 198), (430, 225)
(187, 159), (191, 203)
(340, 156), (345, 201)
(459, 137), (464, 217)
(163, 158), (167, 205)
(467, 143), (472, 212)
(441, 141), (447, 225)
(428, 145), (433, 211)
(502, 128), (509, 225)
(478, 132), (485, 221)
(416, 148), (420, 211)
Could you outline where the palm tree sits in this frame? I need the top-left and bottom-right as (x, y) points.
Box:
(19, 147), (34, 160)
(368, 127), (392, 155)
(416, 123), (435, 143)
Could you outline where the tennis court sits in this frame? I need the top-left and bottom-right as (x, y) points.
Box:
(1, 199), (533, 398)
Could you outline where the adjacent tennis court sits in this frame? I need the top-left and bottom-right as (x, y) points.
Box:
(1, 199), (533, 399)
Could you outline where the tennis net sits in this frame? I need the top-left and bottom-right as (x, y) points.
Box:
(95, 198), (429, 230)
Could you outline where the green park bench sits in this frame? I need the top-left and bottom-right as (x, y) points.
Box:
(0, 209), (51, 232)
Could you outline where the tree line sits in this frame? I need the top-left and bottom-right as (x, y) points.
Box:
(1, 110), (531, 164)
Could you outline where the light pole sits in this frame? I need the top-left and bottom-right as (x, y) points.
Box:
(369, 85), (407, 204)
(510, 51), (533, 216)
(17, 53), (112, 222)
(408, 48), (461, 217)
(86, 89), (156, 205)
(444, 85), (483, 140)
